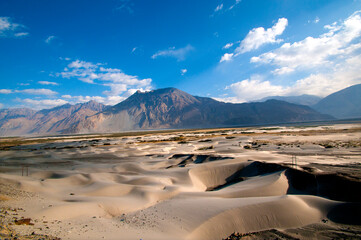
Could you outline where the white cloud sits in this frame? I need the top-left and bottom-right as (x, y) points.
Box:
(181, 69), (187, 75)
(314, 17), (320, 23)
(104, 95), (126, 105)
(103, 83), (128, 96)
(68, 60), (99, 69)
(45, 35), (56, 44)
(0, 88), (57, 95)
(21, 98), (68, 110)
(220, 53), (234, 62)
(236, 18), (288, 54)
(58, 59), (153, 99)
(251, 10), (361, 74)
(38, 81), (58, 86)
(220, 18), (288, 62)
(272, 67), (294, 75)
(224, 52), (361, 103)
(16, 89), (58, 95)
(0, 89), (12, 94)
(14, 32), (29, 37)
(59, 57), (71, 61)
(223, 43), (234, 49)
(214, 4), (223, 12)
(0, 17), (28, 38)
(225, 76), (287, 102)
(60, 94), (127, 106)
(59, 60), (101, 83)
(151, 45), (194, 61)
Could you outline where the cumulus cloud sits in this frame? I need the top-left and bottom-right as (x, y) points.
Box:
(215, 11), (361, 104)
(58, 59), (152, 99)
(0, 17), (28, 38)
(38, 81), (58, 86)
(225, 76), (287, 102)
(220, 53), (234, 62)
(221, 18), (288, 62)
(251, 10), (361, 74)
(224, 52), (361, 103)
(151, 45), (194, 61)
(181, 69), (187, 75)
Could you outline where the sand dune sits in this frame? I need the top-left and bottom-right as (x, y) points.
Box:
(0, 123), (360, 239)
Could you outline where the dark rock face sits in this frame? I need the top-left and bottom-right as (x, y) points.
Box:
(312, 84), (361, 119)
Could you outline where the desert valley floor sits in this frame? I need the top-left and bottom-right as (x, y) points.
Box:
(0, 123), (361, 240)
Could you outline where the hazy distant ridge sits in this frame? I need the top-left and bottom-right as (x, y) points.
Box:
(256, 94), (322, 106)
(312, 84), (361, 119)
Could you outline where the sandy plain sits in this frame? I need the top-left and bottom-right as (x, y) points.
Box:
(0, 123), (360, 240)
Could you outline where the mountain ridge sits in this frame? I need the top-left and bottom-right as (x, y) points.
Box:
(62, 88), (332, 134)
(0, 88), (334, 136)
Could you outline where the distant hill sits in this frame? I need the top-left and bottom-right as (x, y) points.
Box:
(0, 100), (106, 136)
(257, 94), (322, 106)
(63, 88), (332, 134)
(312, 84), (361, 119)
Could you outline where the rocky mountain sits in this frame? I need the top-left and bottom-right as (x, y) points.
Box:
(0, 88), (334, 136)
(0, 100), (106, 136)
(63, 88), (332, 134)
(257, 94), (322, 106)
(312, 84), (361, 119)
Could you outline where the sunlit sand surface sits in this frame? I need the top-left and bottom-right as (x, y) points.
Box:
(1, 123), (360, 239)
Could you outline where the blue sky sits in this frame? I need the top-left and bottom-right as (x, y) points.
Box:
(1, 0), (361, 109)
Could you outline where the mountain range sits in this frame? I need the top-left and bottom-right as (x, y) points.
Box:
(0, 88), (332, 136)
(259, 84), (361, 119)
